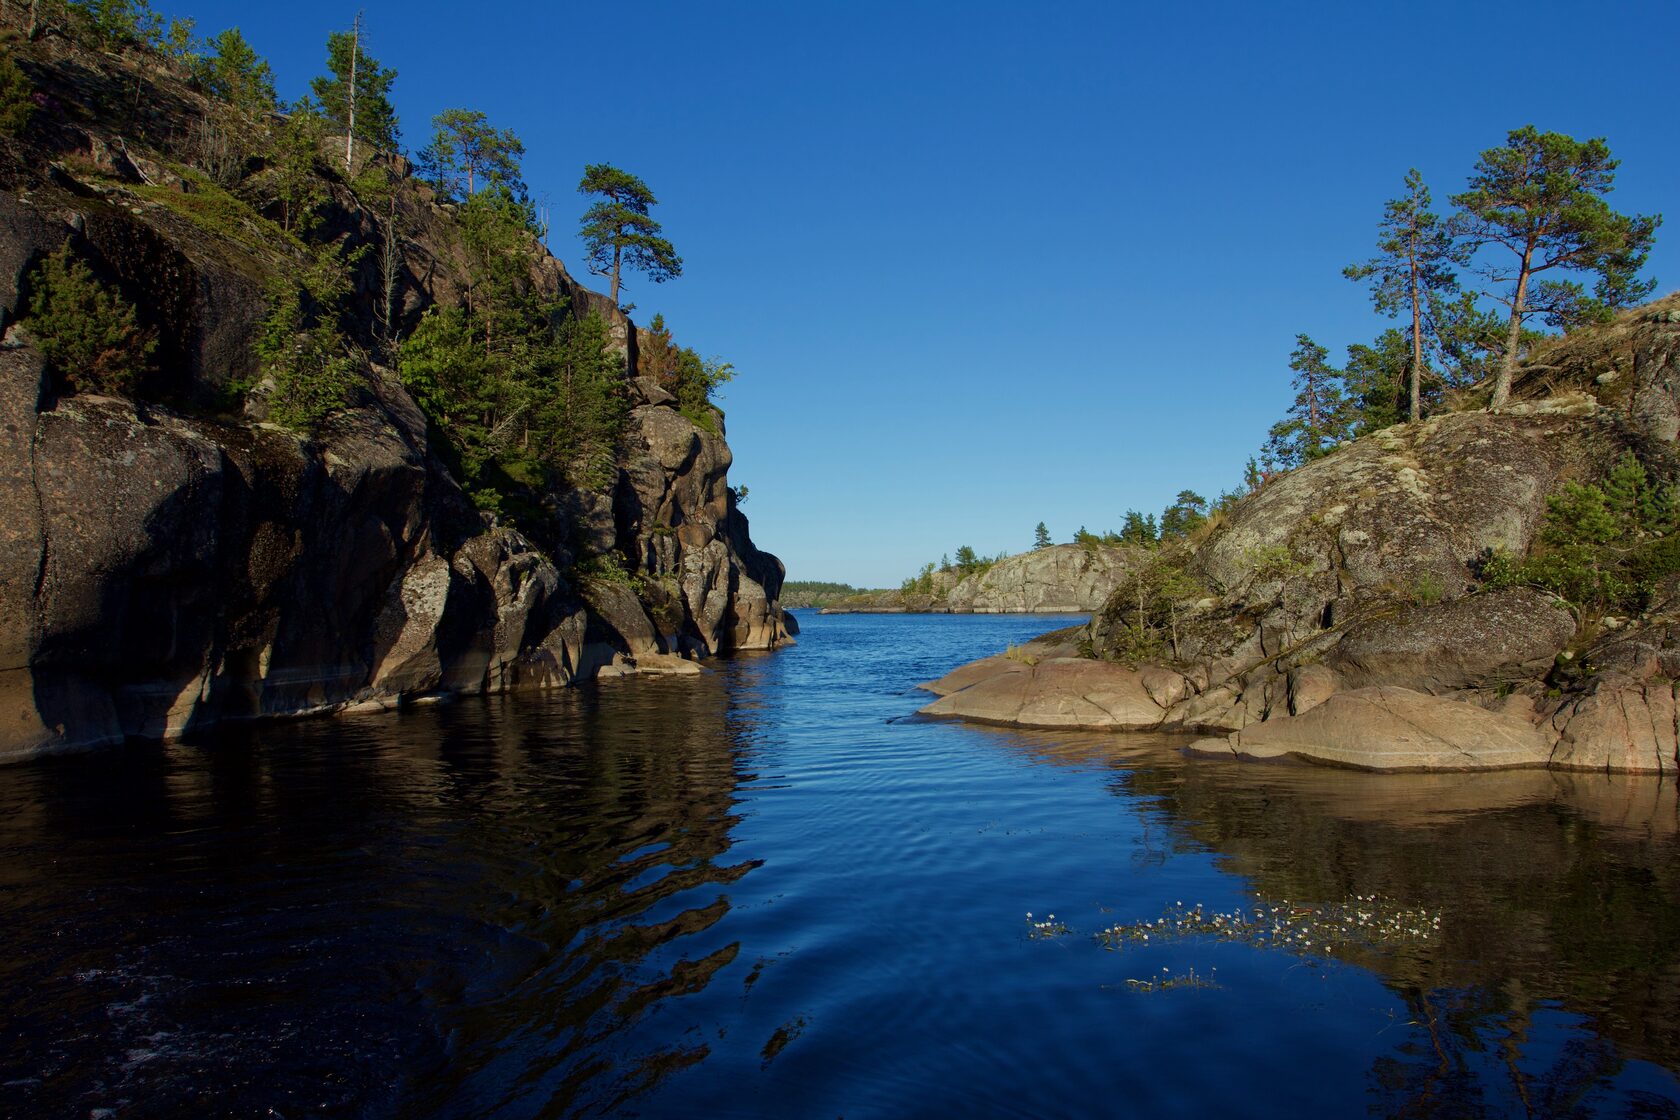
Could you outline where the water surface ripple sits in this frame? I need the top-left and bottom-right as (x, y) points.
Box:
(3, 613), (1679, 1117)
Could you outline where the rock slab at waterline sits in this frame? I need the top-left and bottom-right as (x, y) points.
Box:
(920, 299), (1680, 774)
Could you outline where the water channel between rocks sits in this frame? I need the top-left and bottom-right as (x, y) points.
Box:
(3, 612), (1678, 1118)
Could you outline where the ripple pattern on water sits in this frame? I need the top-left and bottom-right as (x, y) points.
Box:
(0, 612), (1678, 1118)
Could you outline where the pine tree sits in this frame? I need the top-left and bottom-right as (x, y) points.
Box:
(1265, 334), (1350, 468)
(310, 23), (399, 154)
(1341, 329), (1410, 434)
(1159, 491), (1207, 539)
(577, 164), (681, 308)
(198, 27), (275, 111)
(1033, 522), (1052, 550)
(421, 109), (524, 199)
(1344, 169), (1458, 422)
(0, 52), (34, 136)
(1424, 288), (1507, 390)
(267, 100), (327, 233)
(1451, 127), (1661, 408)
(1119, 511), (1158, 546)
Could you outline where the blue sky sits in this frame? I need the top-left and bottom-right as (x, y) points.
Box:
(185, 0), (1676, 587)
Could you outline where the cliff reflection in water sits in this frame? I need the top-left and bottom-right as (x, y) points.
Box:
(0, 672), (758, 1118)
(1004, 728), (1680, 1116)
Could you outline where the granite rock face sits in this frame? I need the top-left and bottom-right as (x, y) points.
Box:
(824, 544), (1136, 614)
(1327, 588), (1577, 693)
(947, 544), (1136, 613)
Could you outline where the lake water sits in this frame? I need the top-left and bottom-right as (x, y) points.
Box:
(3, 612), (1679, 1118)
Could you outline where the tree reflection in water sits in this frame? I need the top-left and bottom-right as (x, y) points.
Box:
(999, 728), (1680, 1117)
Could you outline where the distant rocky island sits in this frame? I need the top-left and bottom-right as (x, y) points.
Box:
(820, 543), (1131, 614)
(921, 298), (1680, 774)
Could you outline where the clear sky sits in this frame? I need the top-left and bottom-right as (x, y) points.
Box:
(184, 0), (1675, 587)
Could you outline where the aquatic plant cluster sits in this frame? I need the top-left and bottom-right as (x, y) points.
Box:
(1023, 911), (1070, 939)
(1120, 966), (1219, 993)
(1093, 896), (1441, 956)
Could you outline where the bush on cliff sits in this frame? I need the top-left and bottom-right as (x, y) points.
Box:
(0, 53), (34, 136)
(1089, 551), (1206, 665)
(638, 313), (731, 433)
(255, 243), (364, 431)
(398, 304), (626, 509)
(23, 243), (155, 396)
(1484, 453), (1680, 615)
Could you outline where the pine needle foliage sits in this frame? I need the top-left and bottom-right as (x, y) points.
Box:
(255, 242), (364, 432)
(1484, 453), (1680, 614)
(24, 243), (155, 396)
(0, 53), (35, 137)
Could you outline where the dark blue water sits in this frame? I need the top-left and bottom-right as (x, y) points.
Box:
(3, 612), (1680, 1118)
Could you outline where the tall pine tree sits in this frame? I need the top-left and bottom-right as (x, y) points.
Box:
(577, 164), (681, 308)
(310, 23), (399, 154)
(1451, 127), (1660, 408)
(1265, 334), (1350, 467)
(1344, 169), (1458, 423)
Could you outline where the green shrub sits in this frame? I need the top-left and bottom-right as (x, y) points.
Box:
(254, 245), (363, 431)
(23, 243), (154, 395)
(1484, 454), (1680, 614)
(639, 313), (733, 425)
(0, 53), (34, 136)
(1094, 553), (1205, 665)
(901, 562), (937, 596)
(398, 303), (627, 511)
(1243, 543), (1307, 581)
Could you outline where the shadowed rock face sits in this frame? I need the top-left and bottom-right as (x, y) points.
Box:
(0, 47), (788, 761)
(1328, 588), (1577, 693)
(923, 299), (1680, 773)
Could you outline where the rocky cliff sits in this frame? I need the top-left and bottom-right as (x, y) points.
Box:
(0, 33), (788, 761)
(949, 544), (1133, 612)
(823, 544), (1133, 614)
(922, 297), (1680, 774)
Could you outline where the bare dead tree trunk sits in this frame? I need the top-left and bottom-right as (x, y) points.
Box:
(376, 192), (402, 356)
(344, 11), (361, 173)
